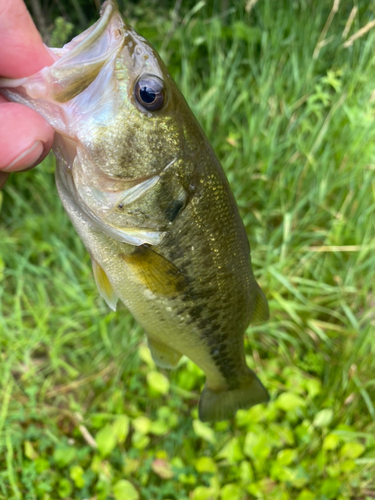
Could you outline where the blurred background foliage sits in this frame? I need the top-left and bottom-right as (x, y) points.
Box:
(1, 0), (375, 499)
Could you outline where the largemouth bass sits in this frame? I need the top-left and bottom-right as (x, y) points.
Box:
(0, 0), (270, 422)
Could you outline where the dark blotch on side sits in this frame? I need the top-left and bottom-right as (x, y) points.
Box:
(165, 199), (185, 222)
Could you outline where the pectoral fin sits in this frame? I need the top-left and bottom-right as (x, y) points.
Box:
(121, 245), (187, 297)
(147, 337), (182, 369)
(92, 259), (118, 311)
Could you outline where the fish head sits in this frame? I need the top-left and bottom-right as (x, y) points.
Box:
(0, 0), (199, 246)
(51, 0), (188, 181)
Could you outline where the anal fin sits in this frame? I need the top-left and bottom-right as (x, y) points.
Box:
(147, 336), (182, 369)
(92, 259), (118, 311)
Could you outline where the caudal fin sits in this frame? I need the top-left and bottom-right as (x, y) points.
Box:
(198, 371), (269, 423)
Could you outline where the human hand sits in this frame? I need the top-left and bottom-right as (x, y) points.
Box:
(0, 0), (54, 189)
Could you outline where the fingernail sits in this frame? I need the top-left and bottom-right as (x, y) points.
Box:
(3, 140), (44, 172)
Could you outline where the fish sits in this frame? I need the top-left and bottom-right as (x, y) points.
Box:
(0, 0), (270, 422)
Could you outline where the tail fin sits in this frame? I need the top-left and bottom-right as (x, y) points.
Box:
(198, 371), (269, 423)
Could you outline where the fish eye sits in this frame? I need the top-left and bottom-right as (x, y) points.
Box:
(134, 76), (165, 112)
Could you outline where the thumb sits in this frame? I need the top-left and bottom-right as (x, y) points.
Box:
(0, 0), (54, 179)
(0, 0), (53, 78)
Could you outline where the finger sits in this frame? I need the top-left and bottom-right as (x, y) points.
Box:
(0, 102), (54, 172)
(0, 0), (55, 189)
(0, 0), (53, 78)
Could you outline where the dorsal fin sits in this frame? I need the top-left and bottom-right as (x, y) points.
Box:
(249, 285), (269, 324)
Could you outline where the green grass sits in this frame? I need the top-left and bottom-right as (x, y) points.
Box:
(1, 1), (375, 499)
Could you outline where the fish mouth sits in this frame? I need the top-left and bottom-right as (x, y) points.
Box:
(0, 1), (124, 97)
(3, 2), (134, 108)
(48, 1), (127, 103)
(55, 0), (132, 61)
(56, 0), (117, 63)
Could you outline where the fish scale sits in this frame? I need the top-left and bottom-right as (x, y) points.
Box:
(0, 0), (270, 422)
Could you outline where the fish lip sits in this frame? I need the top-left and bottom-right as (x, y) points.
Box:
(52, 0), (124, 65)
(0, 1), (125, 94)
(64, 1), (116, 60)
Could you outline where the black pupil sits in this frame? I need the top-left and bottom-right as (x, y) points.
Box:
(140, 85), (156, 104)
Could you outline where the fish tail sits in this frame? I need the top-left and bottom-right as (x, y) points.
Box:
(198, 370), (269, 423)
